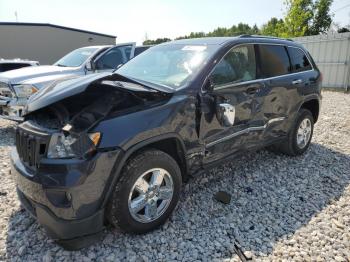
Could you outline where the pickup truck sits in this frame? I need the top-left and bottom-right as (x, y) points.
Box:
(0, 43), (149, 121)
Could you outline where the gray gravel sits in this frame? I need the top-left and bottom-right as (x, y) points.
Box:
(0, 91), (349, 261)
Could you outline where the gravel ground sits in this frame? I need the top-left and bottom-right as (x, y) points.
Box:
(0, 91), (349, 261)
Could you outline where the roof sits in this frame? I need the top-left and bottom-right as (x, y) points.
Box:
(0, 22), (116, 38)
(170, 37), (237, 45)
(166, 35), (300, 47)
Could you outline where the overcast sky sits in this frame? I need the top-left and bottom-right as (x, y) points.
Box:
(0, 0), (349, 44)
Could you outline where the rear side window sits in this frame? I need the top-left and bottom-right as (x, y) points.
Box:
(211, 45), (257, 88)
(0, 63), (30, 72)
(258, 45), (290, 78)
(287, 47), (312, 72)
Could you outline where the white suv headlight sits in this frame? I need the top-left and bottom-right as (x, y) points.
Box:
(13, 84), (38, 98)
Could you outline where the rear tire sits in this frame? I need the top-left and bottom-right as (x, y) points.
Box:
(270, 109), (314, 156)
(106, 149), (182, 234)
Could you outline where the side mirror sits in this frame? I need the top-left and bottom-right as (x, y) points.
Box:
(216, 103), (235, 126)
(85, 61), (94, 71)
(203, 76), (215, 93)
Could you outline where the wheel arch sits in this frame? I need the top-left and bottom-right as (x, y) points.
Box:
(102, 133), (188, 207)
(299, 98), (320, 123)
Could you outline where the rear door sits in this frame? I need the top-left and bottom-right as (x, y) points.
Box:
(200, 44), (265, 163)
(255, 44), (295, 140)
(287, 46), (317, 91)
(94, 43), (136, 72)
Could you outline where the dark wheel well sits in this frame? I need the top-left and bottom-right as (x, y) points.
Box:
(126, 138), (188, 182)
(301, 99), (319, 123)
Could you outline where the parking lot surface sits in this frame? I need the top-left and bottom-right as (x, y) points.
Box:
(0, 91), (349, 261)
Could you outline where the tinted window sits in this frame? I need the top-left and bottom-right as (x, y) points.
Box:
(211, 45), (256, 88)
(0, 63), (30, 72)
(134, 46), (150, 56)
(288, 47), (312, 72)
(96, 45), (133, 70)
(259, 45), (290, 77)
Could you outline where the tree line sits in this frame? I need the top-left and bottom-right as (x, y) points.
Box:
(143, 0), (348, 45)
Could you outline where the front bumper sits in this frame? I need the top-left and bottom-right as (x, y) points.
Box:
(16, 187), (104, 249)
(11, 147), (123, 247)
(0, 97), (25, 122)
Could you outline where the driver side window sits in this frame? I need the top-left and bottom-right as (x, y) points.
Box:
(211, 45), (257, 89)
(95, 46), (131, 70)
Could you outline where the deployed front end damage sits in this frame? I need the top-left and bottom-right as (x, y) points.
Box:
(24, 74), (171, 159)
(11, 74), (171, 248)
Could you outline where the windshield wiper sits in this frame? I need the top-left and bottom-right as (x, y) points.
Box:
(113, 73), (174, 93)
(56, 64), (67, 67)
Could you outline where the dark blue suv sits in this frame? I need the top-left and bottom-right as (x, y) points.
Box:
(11, 36), (321, 249)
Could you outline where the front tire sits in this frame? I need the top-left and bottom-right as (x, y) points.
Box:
(106, 149), (182, 234)
(271, 109), (314, 156)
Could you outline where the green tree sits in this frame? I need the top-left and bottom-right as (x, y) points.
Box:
(283, 0), (314, 37)
(338, 27), (350, 33)
(261, 17), (285, 36)
(143, 38), (171, 45)
(282, 0), (333, 37)
(310, 0), (333, 35)
(178, 23), (259, 39)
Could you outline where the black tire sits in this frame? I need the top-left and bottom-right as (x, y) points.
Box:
(271, 109), (314, 156)
(106, 149), (182, 234)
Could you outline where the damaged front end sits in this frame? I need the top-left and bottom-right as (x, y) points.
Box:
(11, 73), (172, 246)
(23, 74), (171, 160)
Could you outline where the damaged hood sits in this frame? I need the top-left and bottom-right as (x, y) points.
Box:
(25, 73), (111, 114)
(24, 72), (171, 115)
(0, 65), (80, 85)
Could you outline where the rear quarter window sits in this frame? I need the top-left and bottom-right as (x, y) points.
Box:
(287, 47), (312, 72)
(258, 45), (290, 78)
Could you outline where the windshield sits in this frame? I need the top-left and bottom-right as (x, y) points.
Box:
(54, 47), (98, 67)
(116, 44), (219, 89)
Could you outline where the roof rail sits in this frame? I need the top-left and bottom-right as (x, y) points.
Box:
(238, 34), (294, 42)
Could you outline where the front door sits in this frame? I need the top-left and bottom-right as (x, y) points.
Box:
(199, 44), (264, 164)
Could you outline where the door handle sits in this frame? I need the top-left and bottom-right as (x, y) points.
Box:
(292, 79), (303, 85)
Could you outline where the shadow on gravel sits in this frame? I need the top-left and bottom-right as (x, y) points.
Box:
(185, 143), (350, 259)
(4, 142), (350, 260)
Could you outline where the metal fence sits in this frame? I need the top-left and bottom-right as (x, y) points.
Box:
(293, 32), (350, 91)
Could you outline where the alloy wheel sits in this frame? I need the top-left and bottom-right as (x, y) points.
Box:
(128, 168), (174, 223)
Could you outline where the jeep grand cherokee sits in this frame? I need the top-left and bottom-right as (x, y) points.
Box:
(11, 36), (321, 249)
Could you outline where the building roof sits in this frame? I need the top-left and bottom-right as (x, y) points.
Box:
(0, 22), (116, 38)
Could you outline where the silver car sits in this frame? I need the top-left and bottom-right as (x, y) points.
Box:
(0, 43), (149, 121)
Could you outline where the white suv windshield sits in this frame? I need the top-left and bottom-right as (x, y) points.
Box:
(54, 47), (98, 67)
(116, 44), (218, 89)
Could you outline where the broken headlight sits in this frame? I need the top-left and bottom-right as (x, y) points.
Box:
(13, 84), (38, 98)
(47, 133), (77, 158)
(47, 132), (101, 159)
